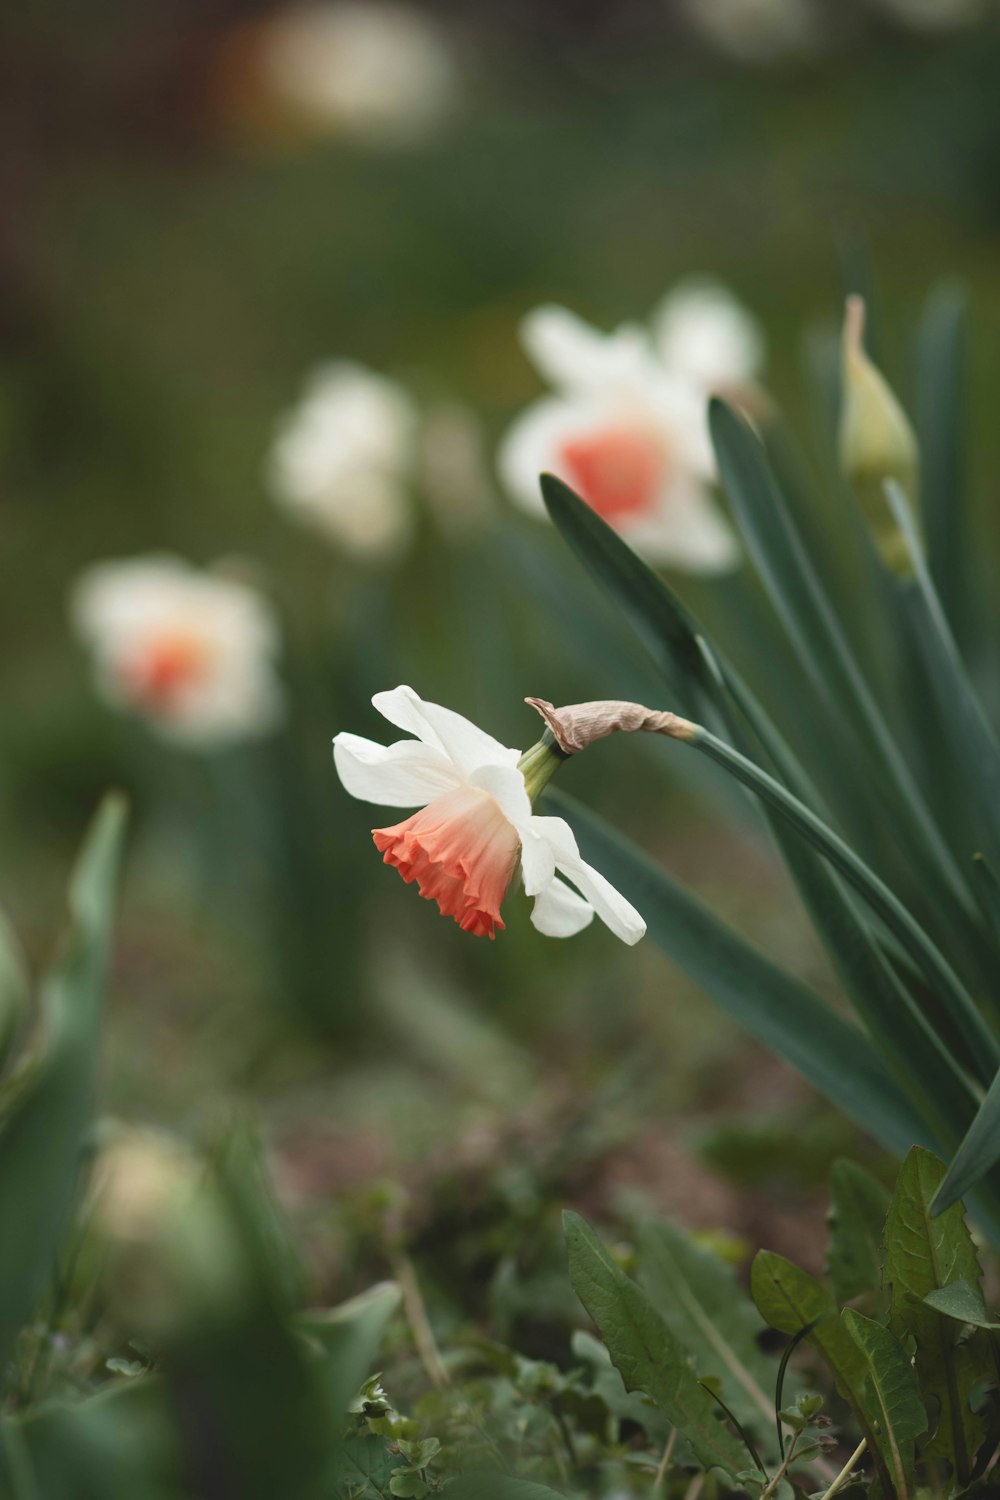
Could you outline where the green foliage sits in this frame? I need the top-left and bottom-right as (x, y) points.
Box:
(563, 1210), (749, 1478)
(0, 795), (126, 1375)
(826, 1159), (891, 1305)
(842, 1309), (926, 1500)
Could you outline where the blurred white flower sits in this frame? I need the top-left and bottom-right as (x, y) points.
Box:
(71, 556), (284, 747)
(680, 0), (826, 63)
(653, 278), (766, 397)
(255, 1), (457, 146)
(497, 306), (740, 573)
(269, 361), (419, 560)
(872, 0), (990, 31)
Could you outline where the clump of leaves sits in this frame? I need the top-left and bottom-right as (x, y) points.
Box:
(565, 1146), (1000, 1499)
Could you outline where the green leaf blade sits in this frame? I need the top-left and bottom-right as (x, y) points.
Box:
(564, 1211), (748, 1477)
(843, 1308), (927, 1500)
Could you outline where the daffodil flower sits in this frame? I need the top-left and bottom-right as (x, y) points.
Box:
(71, 556), (284, 747)
(498, 306), (740, 573)
(333, 685), (646, 943)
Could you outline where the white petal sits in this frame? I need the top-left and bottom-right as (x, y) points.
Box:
(530, 876), (595, 938)
(530, 814), (646, 945)
(623, 480), (741, 575)
(372, 685), (519, 778)
(653, 279), (765, 390)
(496, 398), (574, 516)
(468, 761), (532, 826)
(521, 306), (654, 393)
(333, 732), (461, 806)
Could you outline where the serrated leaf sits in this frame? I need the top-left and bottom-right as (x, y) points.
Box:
(570, 1330), (679, 1449)
(0, 796), (127, 1378)
(883, 1147), (991, 1484)
(564, 1212), (748, 1477)
(826, 1159), (891, 1304)
(545, 788), (926, 1160)
(843, 1309), (926, 1500)
(637, 1219), (785, 1455)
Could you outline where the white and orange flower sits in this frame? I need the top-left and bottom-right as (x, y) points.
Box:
(653, 278), (765, 400)
(71, 556), (284, 747)
(269, 360), (418, 560)
(498, 306), (740, 572)
(333, 685), (645, 943)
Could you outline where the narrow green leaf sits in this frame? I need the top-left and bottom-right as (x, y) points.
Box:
(564, 1211), (748, 1477)
(972, 855), (1000, 948)
(545, 789), (927, 1159)
(843, 1308), (926, 1500)
(826, 1159), (890, 1304)
(883, 1147), (989, 1483)
(637, 1219), (784, 1453)
(935, 1064), (1000, 1213)
(916, 283), (967, 633)
(684, 721), (999, 1085)
(0, 796), (127, 1376)
(539, 473), (708, 707)
(709, 396), (978, 936)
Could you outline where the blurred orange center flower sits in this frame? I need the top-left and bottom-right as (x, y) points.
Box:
(559, 426), (667, 520)
(373, 785), (521, 939)
(121, 630), (214, 711)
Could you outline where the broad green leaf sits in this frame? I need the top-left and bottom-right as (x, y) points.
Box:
(0, 795), (127, 1378)
(750, 1251), (865, 1405)
(843, 1309), (926, 1500)
(1, 1376), (175, 1500)
(826, 1159), (890, 1304)
(299, 1280), (402, 1417)
(444, 1477), (576, 1500)
(883, 1147), (991, 1483)
(545, 789), (927, 1160)
(570, 1330), (678, 1448)
(332, 1433), (403, 1498)
(564, 1212), (748, 1477)
(0, 910), (29, 1075)
(637, 1219), (783, 1452)
(923, 1280), (999, 1329)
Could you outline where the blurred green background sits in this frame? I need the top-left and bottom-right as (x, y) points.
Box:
(3, 0), (1000, 1294)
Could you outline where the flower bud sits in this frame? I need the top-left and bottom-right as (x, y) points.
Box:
(838, 296), (920, 576)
